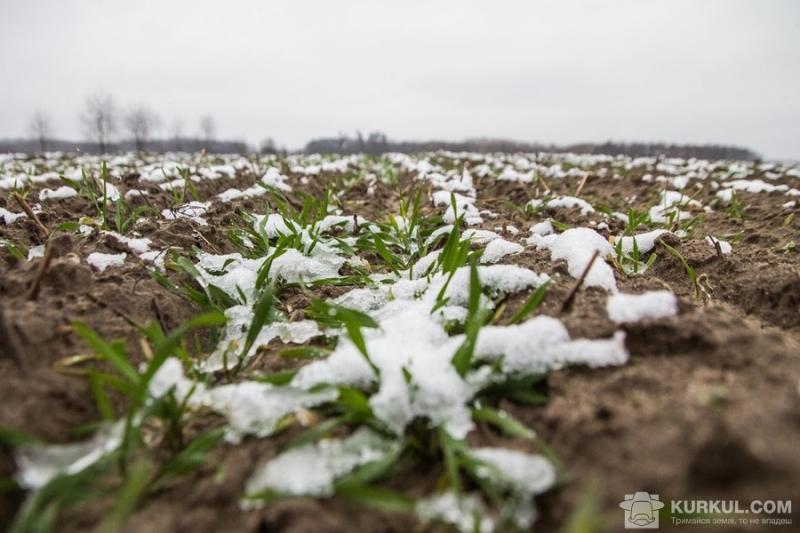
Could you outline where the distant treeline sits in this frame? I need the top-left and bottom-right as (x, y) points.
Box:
(0, 134), (759, 161)
(0, 138), (252, 155)
(304, 133), (760, 161)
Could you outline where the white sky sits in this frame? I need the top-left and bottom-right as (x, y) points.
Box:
(1, 0), (798, 158)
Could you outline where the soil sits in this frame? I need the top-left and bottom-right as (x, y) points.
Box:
(1, 153), (799, 532)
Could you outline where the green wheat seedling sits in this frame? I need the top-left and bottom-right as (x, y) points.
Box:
(0, 237), (28, 261)
(524, 194), (553, 216)
(430, 220), (477, 313)
(660, 241), (701, 298)
(62, 163), (155, 235)
(170, 167), (200, 206)
(9, 312), (226, 533)
(354, 191), (443, 277)
(551, 219), (572, 231)
(451, 256), (489, 376)
(623, 208), (651, 235)
(60, 163), (113, 229)
(726, 191), (746, 221)
(112, 196), (156, 235)
(613, 237), (658, 276)
(307, 299), (380, 376)
(230, 285), (278, 374)
(151, 252), (238, 311)
(508, 281), (551, 324)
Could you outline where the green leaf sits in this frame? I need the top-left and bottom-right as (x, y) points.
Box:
(97, 459), (153, 533)
(240, 285), (276, 362)
(660, 241), (698, 291)
(73, 322), (140, 386)
(254, 369), (298, 385)
(551, 219), (571, 231)
(336, 442), (404, 487)
(1, 239), (27, 261)
(308, 300), (379, 373)
(159, 428), (225, 477)
(0, 426), (41, 447)
(206, 283), (238, 309)
(482, 374), (549, 405)
(337, 386), (373, 419)
(88, 372), (116, 420)
(438, 428), (462, 494)
(472, 406), (536, 440)
(335, 483), (415, 514)
(139, 311), (227, 396)
(372, 235), (400, 275)
(451, 257), (486, 376)
(279, 346), (330, 359)
(54, 221), (81, 232)
(508, 281), (550, 325)
(289, 416), (346, 448)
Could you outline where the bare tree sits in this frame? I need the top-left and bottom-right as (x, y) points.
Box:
(259, 137), (278, 154)
(80, 92), (117, 153)
(124, 106), (160, 152)
(29, 111), (53, 152)
(199, 115), (215, 148)
(169, 119), (184, 151)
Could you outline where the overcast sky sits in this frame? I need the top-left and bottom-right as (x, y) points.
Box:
(1, 0), (798, 158)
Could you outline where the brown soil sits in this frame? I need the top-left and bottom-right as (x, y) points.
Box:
(1, 156), (799, 532)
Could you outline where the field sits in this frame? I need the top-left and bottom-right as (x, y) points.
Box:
(1, 151), (798, 532)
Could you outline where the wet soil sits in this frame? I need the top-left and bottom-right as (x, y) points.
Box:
(1, 156), (798, 532)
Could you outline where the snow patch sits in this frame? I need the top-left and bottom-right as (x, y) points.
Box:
(606, 291), (678, 323)
(616, 229), (668, 254)
(38, 186), (78, 201)
(528, 228), (617, 292)
(480, 238), (523, 264)
(705, 236), (732, 254)
(161, 201), (210, 225)
(86, 252), (126, 272)
(244, 428), (398, 501)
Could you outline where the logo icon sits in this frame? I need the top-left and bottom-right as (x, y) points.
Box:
(620, 492), (665, 529)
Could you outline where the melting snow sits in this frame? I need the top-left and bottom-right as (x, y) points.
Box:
(723, 179), (788, 194)
(530, 220), (554, 236)
(27, 244), (45, 260)
(606, 291), (678, 323)
(470, 447), (556, 498)
(432, 191), (483, 225)
(38, 186), (78, 201)
(705, 236), (732, 255)
(203, 303), (321, 372)
(416, 492), (495, 533)
(261, 167), (292, 192)
(528, 227), (617, 292)
(15, 423), (123, 489)
(161, 201), (210, 225)
(527, 195), (594, 215)
(474, 316), (628, 374)
(616, 229), (668, 254)
(244, 428), (398, 501)
(480, 238), (524, 264)
(649, 190), (698, 223)
(86, 252), (126, 272)
(149, 358), (337, 443)
(291, 264), (624, 439)
(0, 207), (26, 225)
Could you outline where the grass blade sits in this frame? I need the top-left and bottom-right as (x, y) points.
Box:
(451, 257), (486, 376)
(508, 281), (550, 325)
(73, 323), (140, 386)
(472, 406), (536, 440)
